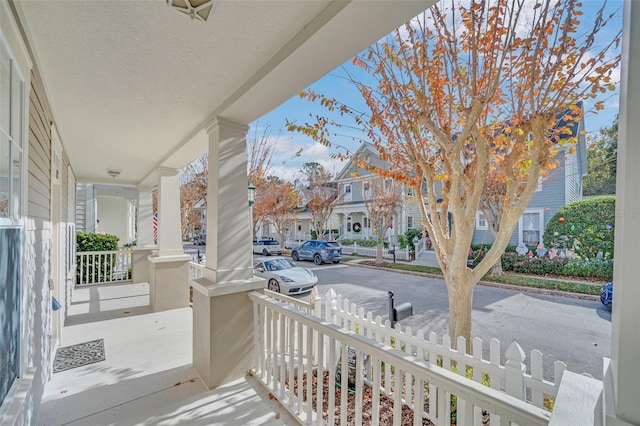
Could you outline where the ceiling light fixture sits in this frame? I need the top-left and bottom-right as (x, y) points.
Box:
(166, 0), (216, 22)
(107, 169), (121, 179)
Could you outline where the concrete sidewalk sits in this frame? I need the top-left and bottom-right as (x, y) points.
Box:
(37, 283), (297, 426)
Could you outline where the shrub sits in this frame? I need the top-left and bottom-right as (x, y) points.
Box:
(561, 258), (613, 280)
(76, 232), (120, 284)
(398, 228), (424, 252)
(543, 196), (615, 259)
(77, 232), (119, 252)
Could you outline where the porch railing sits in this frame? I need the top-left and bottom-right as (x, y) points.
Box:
(76, 248), (132, 286)
(189, 261), (206, 280)
(340, 243), (411, 261)
(250, 290), (552, 426)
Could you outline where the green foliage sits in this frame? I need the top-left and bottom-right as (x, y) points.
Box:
(543, 196), (616, 259)
(397, 228), (423, 252)
(310, 229), (339, 240)
(583, 121), (617, 196)
(561, 258), (614, 280)
(76, 232), (121, 284)
(339, 238), (380, 248)
(76, 232), (119, 252)
(368, 261), (603, 295)
(500, 252), (613, 280)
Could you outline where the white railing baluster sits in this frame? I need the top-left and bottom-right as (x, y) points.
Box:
(414, 376), (424, 426)
(372, 355), (381, 426)
(327, 337), (336, 426)
(297, 321), (304, 416)
(340, 343), (348, 426)
(266, 308), (273, 388)
(305, 326), (313, 421)
(288, 317), (295, 409)
(355, 347), (363, 426)
(393, 366), (402, 426)
(279, 312), (286, 399)
(253, 302), (261, 378)
(315, 330), (324, 426)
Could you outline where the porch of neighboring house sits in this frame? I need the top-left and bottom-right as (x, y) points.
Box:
(37, 281), (295, 426)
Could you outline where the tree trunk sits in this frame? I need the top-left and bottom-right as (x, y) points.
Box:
(445, 274), (475, 352)
(490, 259), (504, 276)
(376, 241), (383, 263)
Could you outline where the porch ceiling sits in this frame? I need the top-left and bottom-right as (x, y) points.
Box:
(12, 0), (432, 187)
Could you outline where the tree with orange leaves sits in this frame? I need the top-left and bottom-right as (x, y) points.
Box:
(288, 0), (620, 348)
(363, 178), (402, 262)
(258, 177), (301, 246)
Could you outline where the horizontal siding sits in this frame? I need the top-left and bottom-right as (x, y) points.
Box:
(27, 70), (51, 221)
(472, 152), (567, 246)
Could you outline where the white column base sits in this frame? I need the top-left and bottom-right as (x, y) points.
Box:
(148, 254), (191, 311)
(132, 246), (155, 283)
(191, 276), (266, 389)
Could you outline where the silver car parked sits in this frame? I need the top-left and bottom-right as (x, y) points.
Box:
(253, 257), (318, 294)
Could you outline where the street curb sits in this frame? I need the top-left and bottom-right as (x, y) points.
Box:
(346, 261), (601, 302)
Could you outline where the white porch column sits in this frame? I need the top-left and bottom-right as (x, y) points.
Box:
(192, 117), (265, 390)
(132, 185), (156, 284)
(136, 185), (155, 247)
(605, 1), (640, 424)
(148, 168), (190, 311)
(155, 168), (184, 257)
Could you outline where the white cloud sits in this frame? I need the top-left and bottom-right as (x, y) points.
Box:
(261, 135), (347, 183)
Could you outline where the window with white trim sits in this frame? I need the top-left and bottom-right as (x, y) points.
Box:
(520, 210), (544, 246)
(362, 181), (371, 199)
(343, 184), (352, 201)
(0, 32), (26, 408)
(476, 211), (488, 230)
(407, 215), (414, 229)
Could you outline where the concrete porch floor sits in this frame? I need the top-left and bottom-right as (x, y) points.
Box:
(37, 282), (297, 425)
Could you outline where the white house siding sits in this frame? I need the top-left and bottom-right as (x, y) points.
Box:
(8, 66), (57, 426)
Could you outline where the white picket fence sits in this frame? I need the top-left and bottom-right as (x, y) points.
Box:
(76, 248), (133, 286)
(326, 291), (567, 411)
(340, 242), (411, 261)
(250, 290), (552, 426)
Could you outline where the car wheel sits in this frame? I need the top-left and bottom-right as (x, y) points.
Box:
(313, 254), (322, 265)
(268, 279), (280, 293)
(263, 249), (269, 256)
(292, 252), (299, 261)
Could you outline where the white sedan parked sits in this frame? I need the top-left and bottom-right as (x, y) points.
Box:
(253, 257), (318, 294)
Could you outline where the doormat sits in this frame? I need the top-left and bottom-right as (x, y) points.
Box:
(53, 339), (105, 373)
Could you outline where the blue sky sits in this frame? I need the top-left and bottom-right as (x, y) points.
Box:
(252, 0), (623, 183)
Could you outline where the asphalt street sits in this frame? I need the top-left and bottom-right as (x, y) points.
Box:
(301, 261), (611, 381)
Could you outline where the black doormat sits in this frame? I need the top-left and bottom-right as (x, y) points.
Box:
(53, 339), (105, 373)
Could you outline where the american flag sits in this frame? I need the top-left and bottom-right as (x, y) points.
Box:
(153, 212), (158, 243)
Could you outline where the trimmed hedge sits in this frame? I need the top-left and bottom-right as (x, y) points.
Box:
(77, 232), (119, 252)
(469, 250), (613, 280)
(76, 232), (120, 284)
(500, 252), (613, 280)
(543, 196), (615, 260)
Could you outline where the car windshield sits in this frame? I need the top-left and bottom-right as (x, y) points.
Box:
(264, 259), (293, 271)
(264, 241), (280, 246)
(325, 242), (339, 247)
